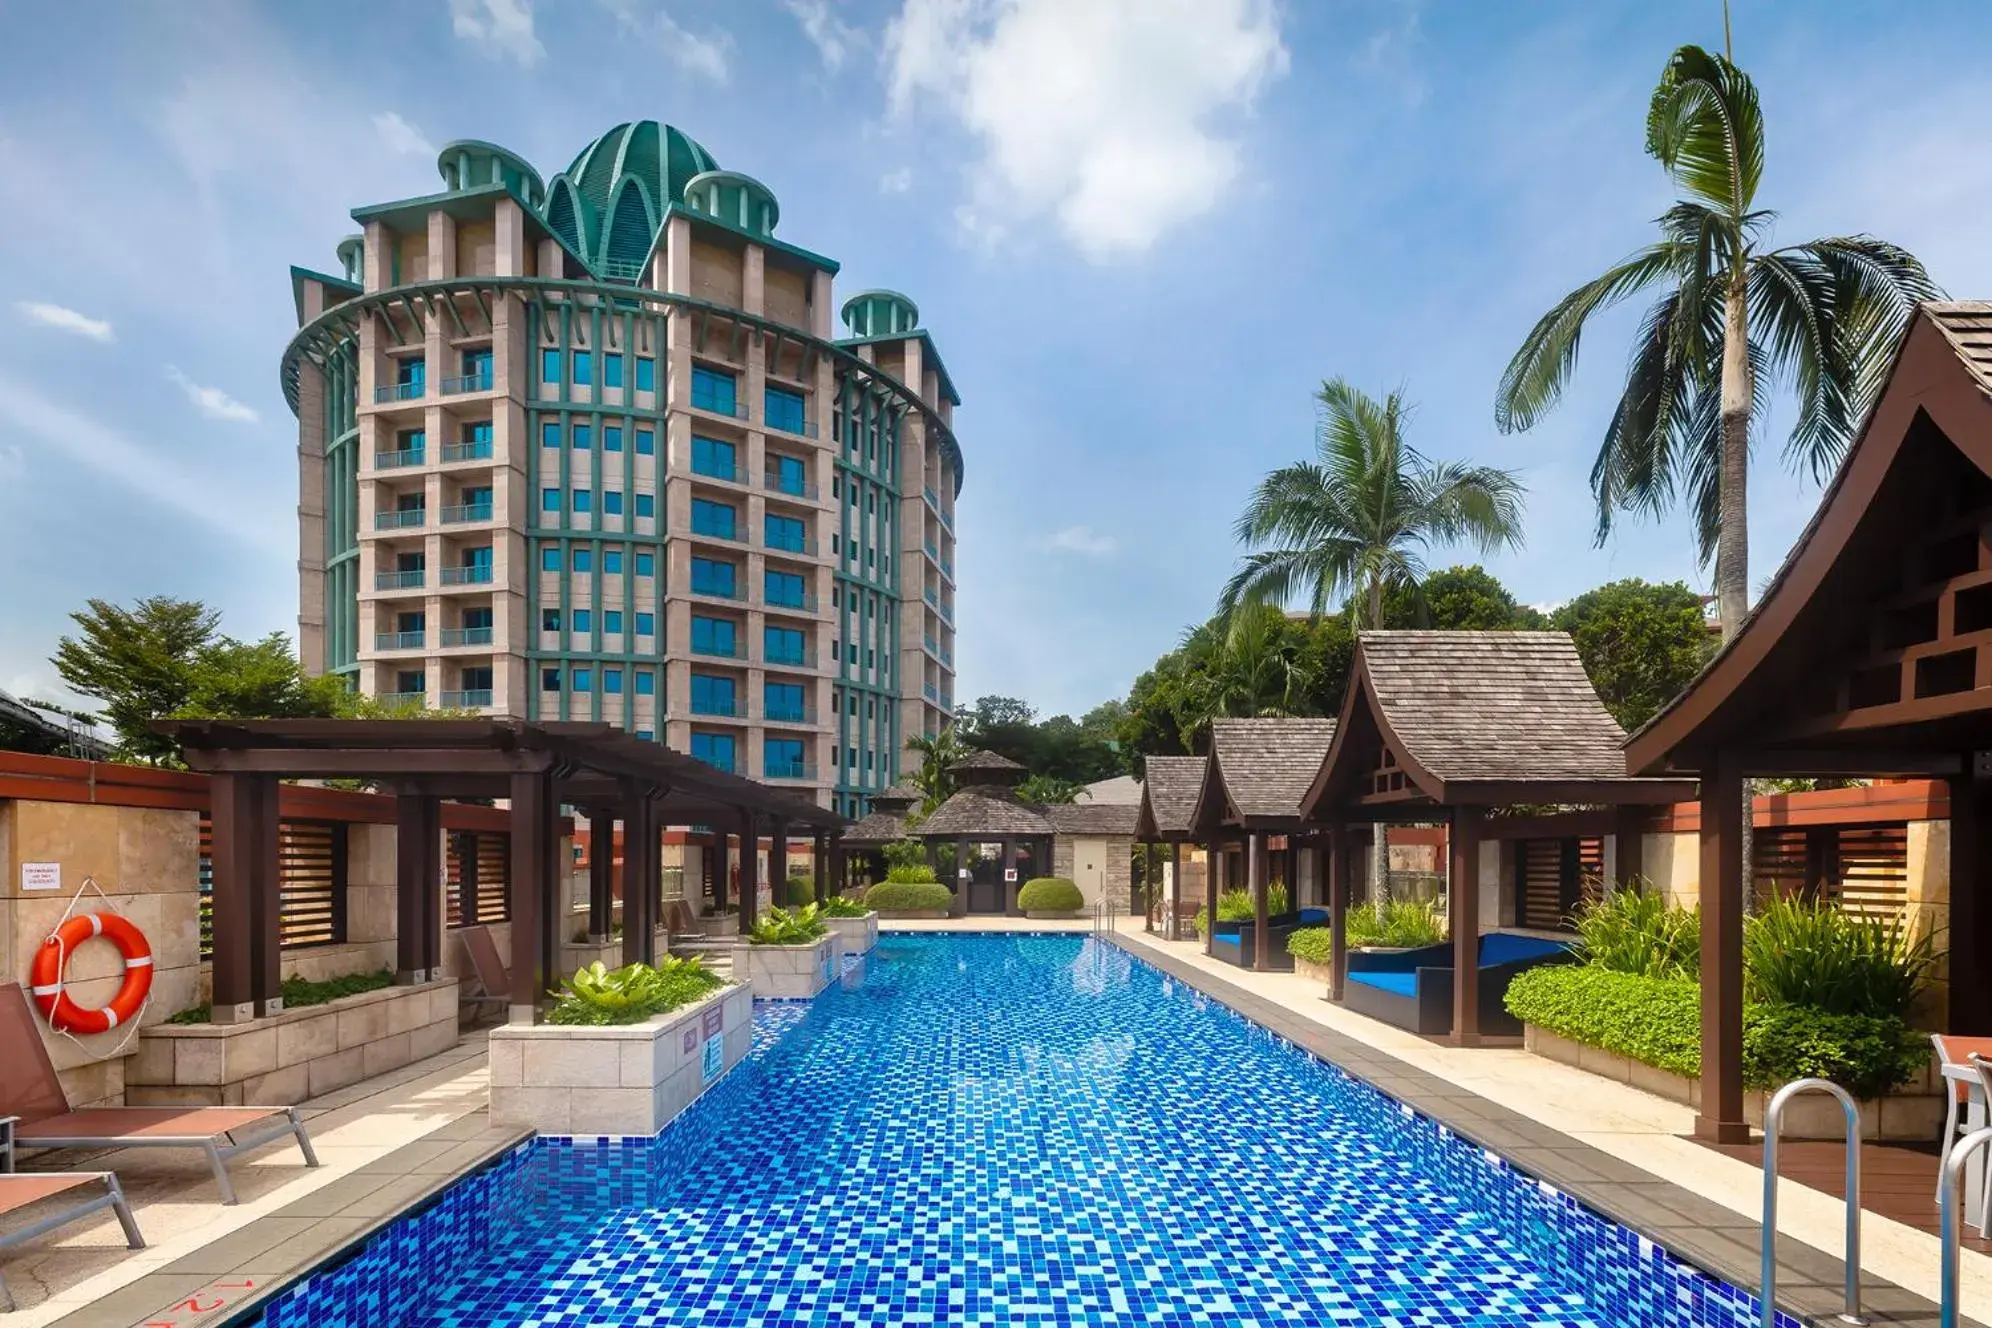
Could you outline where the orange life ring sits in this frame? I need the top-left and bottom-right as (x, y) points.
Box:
(29, 913), (153, 1034)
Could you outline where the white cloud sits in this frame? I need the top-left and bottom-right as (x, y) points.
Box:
(0, 375), (281, 547)
(372, 111), (435, 158)
(883, 0), (1287, 259)
(166, 367), (260, 424)
(879, 166), (913, 194)
(15, 301), (114, 342)
(449, 0), (545, 67)
(601, 2), (732, 82)
(0, 444), (24, 482)
(1039, 525), (1118, 556)
(786, 0), (862, 71)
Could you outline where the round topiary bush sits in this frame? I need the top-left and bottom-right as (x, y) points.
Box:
(785, 875), (815, 906)
(1016, 877), (1084, 916)
(864, 881), (954, 915)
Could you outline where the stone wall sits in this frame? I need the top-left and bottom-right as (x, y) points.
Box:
(1052, 835), (1132, 912)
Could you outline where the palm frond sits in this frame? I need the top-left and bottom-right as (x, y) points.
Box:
(1801, 235), (1942, 428)
(1645, 45), (1764, 217)
(1591, 290), (1695, 541)
(1749, 251), (1850, 481)
(1496, 244), (1683, 433)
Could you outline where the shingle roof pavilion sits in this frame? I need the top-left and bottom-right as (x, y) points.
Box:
(1136, 755), (1207, 841)
(1192, 718), (1338, 832)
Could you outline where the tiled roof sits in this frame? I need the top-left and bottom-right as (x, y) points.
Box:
(869, 785), (921, 810)
(1208, 718), (1338, 820)
(915, 789), (1056, 837)
(1041, 803), (1139, 837)
(1361, 631), (1627, 782)
(1139, 756), (1207, 837)
(1927, 302), (1992, 401)
(951, 749), (1025, 772)
(1076, 774), (1142, 806)
(840, 809), (910, 847)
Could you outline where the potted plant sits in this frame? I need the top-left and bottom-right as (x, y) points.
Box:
(488, 957), (751, 1136)
(732, 904), (842, 999)
(1017, 876), (1084, 919)
(819, 893), (879, 956)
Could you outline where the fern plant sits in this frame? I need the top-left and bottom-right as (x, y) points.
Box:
(1573, 884), (1700, 979)
(1742, 894), (1936, 1020)
(748, 903), (830, 946)
(546, 958), (721, 1026)
(820, 895), (871, 918)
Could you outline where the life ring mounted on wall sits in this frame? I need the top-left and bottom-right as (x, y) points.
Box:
(29, 912), (154, 1034)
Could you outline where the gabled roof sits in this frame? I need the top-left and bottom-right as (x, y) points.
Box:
(952, 749), (1024, 772)
(1192, 718), (1338, 831)
(1041, 803), (1139, 837)
(1305, 632), (1693, 813)
(915, 789), (1055, 838)
(840, 807), (911, 847)
(1627, 303), (1992, 777)
(1137, 755), (1207, 840)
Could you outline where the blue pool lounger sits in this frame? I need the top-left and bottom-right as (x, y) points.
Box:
(1342, 932), (1575, 1036)
(1209, 908), (1329, 971)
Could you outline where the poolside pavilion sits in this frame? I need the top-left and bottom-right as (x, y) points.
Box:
(1626, 302), (1992, 1142)
(1300, 632), (1694, 1045)
(1135, 754), (1207, 938)
(831, 785), (921, 893)
(160, 719), (843, 1023)
(914, 751), (1055, 916)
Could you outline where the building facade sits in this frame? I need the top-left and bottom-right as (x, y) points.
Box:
(282, 122), (962, 814)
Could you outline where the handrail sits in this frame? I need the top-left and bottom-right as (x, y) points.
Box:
(1941, 1124), (1992, 1328)
(1761, 1077), (1866, 1327)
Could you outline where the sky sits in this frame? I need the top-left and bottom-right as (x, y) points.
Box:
(2, 0), (1991, 723)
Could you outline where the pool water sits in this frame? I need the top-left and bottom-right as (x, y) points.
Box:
(255, 936), (1788, 1328)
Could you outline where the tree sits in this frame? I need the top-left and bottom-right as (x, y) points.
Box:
(1496, 44), (1937, 642)
(1380, 565), (1547, 630)
(1016, 773), (1082, 805)
(52, 597), (221, 764)
(958, 695), (1035, 730)
(1222, 380), (1526, 628)
(905, 727), (969, 816)
(1551, 579), (1715, 730)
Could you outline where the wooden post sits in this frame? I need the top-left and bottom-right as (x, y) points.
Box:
(1250, 832), (1270, 970)
(1450, 805), (1482, 1046)
(208, 773), (273, 1023)
(1614, 804), (1646, 888)
(1328, 823), (1348, 1001)
(588, 809), (616, 942)
(814, 833), (829, 904)
(395, 795), (440, 984)
(250, 775), (283, 1015)
(1697, 755), (1749, 1143)
(1949, 770), (1992, 1033)
(1167, 842), (1183, 939)
(1143, 843), (1155, 933)
(738, 809), (760, 932)
(508, 770), (553, 1021)
(1204, 840), (1222, 956)
(771, 819), (790, 909)
(953, 838), (969, 916)
(1001, 841), (1020, 916)
(712, 830), (730, 916)
(622, 791), (657, 966)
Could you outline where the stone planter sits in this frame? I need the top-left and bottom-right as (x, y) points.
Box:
(127, 980), (460, 1107)
(825, 912), (878, 957)
(559, 938), (623, 976)
(1523, 1025), (1944, 1141)
(732, 933), (842, 1000)
(700, 912), (740, 939)
(1295, 956), (1333, 987)
(488, 981), (753, 1136)
(877, 909), (951, 920)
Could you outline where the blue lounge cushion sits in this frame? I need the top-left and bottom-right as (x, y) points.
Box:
(1348, 970), (1419, 998)
(1478, 933), (1571, 966)
(1212, 932), (1242, 950)
(1297, 908), (1328, 925)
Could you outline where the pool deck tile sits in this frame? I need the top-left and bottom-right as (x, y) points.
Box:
(1107, 922), (1991, 1328)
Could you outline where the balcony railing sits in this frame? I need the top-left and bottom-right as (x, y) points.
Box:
(441, 440), (493, 462)
(375, 630), (426, 651)
(691, 459), (743, 484)
(375, 509), (426, 530)
(441, 689), (493, 708)
(941, 556), (954, 579)
(761, 590), (818, 613)
(693, 754), (737, 775)
(764, 761), (817, 781)
(763, 532), (815, 556)
(600, 258), (646, 283)
(766, 416), (817, 439)
(922, 587), (938, 608)
(764, 472), (818, 500)
(690, 521), (743, 543)
(690, 697), (743, 718)
(923, 682), (939, 703)
(386, 689), (427, 705)
(689, 390), (747, 419)
(440, 372), (492, 395)
(763, 648), (815, 669)
(692, 640), (743, 660)
(441, 626), (494, 647)
(441, 503), (493, 524)
(938, 601), (955, 624)
(690, 580), (743, 601)
(762, 705), (816, 725)
(924, 540), (939, 561)
(374, 448), (425, 469)
(923, 485), (938, 509)
(374, 379), (424, 403)
(375, 569), (424, 590)
(441, 564), (493, 585)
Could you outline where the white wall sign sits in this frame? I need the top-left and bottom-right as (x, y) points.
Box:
(20, 862), (60, 892)
(957, 867), (970, 880)
(1003, 868), (1018, 883)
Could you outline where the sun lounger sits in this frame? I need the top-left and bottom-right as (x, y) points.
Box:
(1210, 908), (1329, 970)
(458, 924), (511, 1024)
(0, 984), (317, 1205)
(0, 1115), (145, 1311)
(1342, 933), (1574, 1036)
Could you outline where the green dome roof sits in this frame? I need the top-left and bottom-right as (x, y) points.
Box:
(541, 122), (719, 278)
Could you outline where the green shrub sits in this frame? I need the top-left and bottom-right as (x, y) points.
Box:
(1505, 965), (1927, 1098)
(1194, 882), (1294, 934)
(1742, 893), (1936, 1019)
(748, 904), (829, 946)
(865, 881), (954, 912)
(1287, 927), (1331, 966)
(168, 969), (396, 1025)
(820, 895), (871, 917)
(886, 862), (940, 884)
(546, 958), (721, 1026)
(1348, 898), (1447, 949)
(881, 838), (929, 871)
(784, 875), (816, 906)
(1017, 877), (1083, 912)
(1573, 885), (1699, 978)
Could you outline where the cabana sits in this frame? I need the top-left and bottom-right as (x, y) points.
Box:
(914, 751), (1056, 916)
(1301, 632), (1693, 1044)
(1188, 718), (1338, 970)
(1625, 302), (1992, 1142)
(835, 786), (921, 893)
(1136, 755), (1207, 938)
(159, 719), (842, 1024)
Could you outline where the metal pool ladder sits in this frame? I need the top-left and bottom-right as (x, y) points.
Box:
(1761, 1077), (1867, 1327)
(1940, 1123), (1992, 1328)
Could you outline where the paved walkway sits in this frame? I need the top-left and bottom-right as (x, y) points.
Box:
(1, 1032), (494, 1325)
(882, 915), (1098, 932)
(1109, 920), (1992, 1320)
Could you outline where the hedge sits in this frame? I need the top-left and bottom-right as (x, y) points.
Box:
(885, 863), (941, 884)
(1017, 877), (1083, 912)
(864, 881), (954, 912)
(1505, 965), (1928, 1100)
(1287, 927), (1331, 966)
(784, 876), (815, 906)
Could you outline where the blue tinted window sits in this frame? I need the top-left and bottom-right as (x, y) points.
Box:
(691, 436), (736, 480)
(603, 355), (623, 389)
(603, 491), (624, 516)
(635, 671), (656, 695)
(764, 681), (805, 722)
(542, 668), (561, 691)
(541, 420), (559, 449)
(764, 570), (806, 608)
(690, 731), (735, 772)
(635, 552), (655, 576)
(691, 616), (737, 656)
(635, 358), (656, 391)
(635, 429), (655, 455)
(572, 490), (593, 514)
(764, 386), (807, 435)
(572, 667), (592, 692)
(541, 547), (561, 571)
(690, 557), (736, 596)
(764, 737), (805, 777)
(770, 454), (807, 495)
(572, 609), (592, 633)
(690, 674), (737, 715)
(572, 350), (593, 386)
(541, 488), (561, 512)
(604, 668), (623, 694)
(603, 548), (623, 574)
(541, 349), (560, 385)
(603, 610), (623, 634)
(690, 366), (737, 415)
(764, 626), (805, 665)
(764, 514), (806, 553)
(573, 548), (593, 572)
(691, 499), (735, 538)
(604, 426), (623, 452)
(572, 424), (591, 449)
(635, 612), (655, 635)
(635, 493), (655, 518)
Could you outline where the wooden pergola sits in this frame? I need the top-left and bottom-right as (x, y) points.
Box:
(1626, 302), (1992, 1142)
(1187, 719), (1339, 969)
(1301, 632), (1693, 1044)
(159, 719), (843, 1024)
(1135, 755), (1206, 939)
(834, 786), (920, 892)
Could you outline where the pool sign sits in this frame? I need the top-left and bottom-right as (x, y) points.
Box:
(1003, 868), (1018, 883)
(703, 1006), (724, 1038)
(700, 1032), (724, 1083)
(20, 862), (59, 892)
(682, 1026), (698, 1054)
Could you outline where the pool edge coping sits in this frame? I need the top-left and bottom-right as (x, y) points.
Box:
(1101, 930), (1980, 1328)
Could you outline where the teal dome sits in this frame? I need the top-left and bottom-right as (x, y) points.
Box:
(541, 122), (720, 279)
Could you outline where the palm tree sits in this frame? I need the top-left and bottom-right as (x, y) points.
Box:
(1495, 44), (1938, 641)
(1178, 606), (1319, 737)
(904, 726), (969, 817)
(1221, 380), (1526, 628)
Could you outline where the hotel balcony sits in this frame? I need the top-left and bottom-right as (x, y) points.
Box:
(439, 371), (493, 395)
(440, 626), (494, 647)
(375, 569), (425, 591)
(440, 565), (493, 586)
(374, 446), (425, 470)
(374, 380), (425, 404)
(440, 689), (493, 708)
(441, 503), (494, 525)
(375, 509), (426, 531)
(374, 630), (426, 651)
(441, 439), (494, 463)
(764, 760), (818, 781)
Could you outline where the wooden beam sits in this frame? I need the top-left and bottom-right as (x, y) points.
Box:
(1948, 768), (1992, 1033)
(1328, 824), (1347, 1001)
(1450, 806), (1482, 1046)
(181, 748), (556, 777)
(1697, 755), (1748, 1143)
(508, 770), (553, 1020)
(1443, 779), (1699, 806)
(1731, 747), (1964, 778)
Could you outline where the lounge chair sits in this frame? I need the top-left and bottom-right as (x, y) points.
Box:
(0, 1116), (146, 1311)
(458, 924), (511, 1025)
(0, 985), (317, 1206)
(1342, 933), (1574, 1036)
(662, 899), (707, 949)
(1210, 908), (1329, 970)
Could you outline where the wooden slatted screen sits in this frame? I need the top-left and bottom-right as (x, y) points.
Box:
(447, 832), (511, 927)
(446, 834), (468, 929)
(1832, 825), (1909, 921)
(279, 822), (344, 947)
(1519, 839), (1564, 930)
(198, 815), (214, 960)
(1752, 827), (1811, 903)
(1576, 837), (1606, 912)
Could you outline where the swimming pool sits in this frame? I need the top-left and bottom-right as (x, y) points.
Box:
(250, 935), (1794, 1327)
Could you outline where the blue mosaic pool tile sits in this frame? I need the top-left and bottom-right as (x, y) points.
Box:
(246, 936), (1806, 1328)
